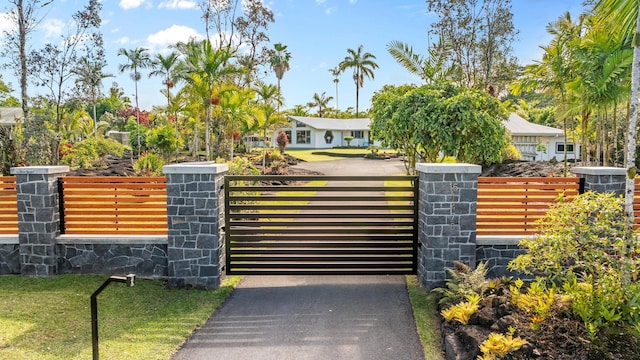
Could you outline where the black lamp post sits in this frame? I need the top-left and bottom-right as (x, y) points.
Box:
(91, 274), (136, 360)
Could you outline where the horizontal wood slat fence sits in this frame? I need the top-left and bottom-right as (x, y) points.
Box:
(477, 177), (581, 236)
(59, 176), (167, 235)
(4, 175), (640, 237)
(0, 176), (18, 235)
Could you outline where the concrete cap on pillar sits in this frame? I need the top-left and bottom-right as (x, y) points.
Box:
(163, 161), (229, 174)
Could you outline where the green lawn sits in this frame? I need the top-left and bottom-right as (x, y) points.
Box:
(0, 275), (240, 360)
(285, 148), (391, 162)
(406, 276), (445, 360)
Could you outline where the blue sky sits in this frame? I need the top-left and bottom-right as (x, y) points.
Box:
(0, 0), (585, 112)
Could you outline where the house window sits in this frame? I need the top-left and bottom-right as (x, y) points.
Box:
(556, 142), (575, 153)
(296, 121), (306, 128)
(284, 130), (292, 143)
(296, 130), (311, 144)
(351, 130), (364, 139)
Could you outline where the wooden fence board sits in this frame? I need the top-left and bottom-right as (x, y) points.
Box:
(0, 176), (18, 234)
(60, 176), (168, 235)
(477, 177), (581, 236)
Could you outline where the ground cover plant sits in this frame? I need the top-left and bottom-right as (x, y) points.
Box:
(0, 275), (240, 359)
(435, 191), (640, 359)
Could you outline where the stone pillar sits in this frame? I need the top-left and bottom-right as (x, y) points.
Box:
(163, 162), (228, 289)
(11, 166), (69, 276)
(572, 167), (626, 196)
(416, 163), (481, 290)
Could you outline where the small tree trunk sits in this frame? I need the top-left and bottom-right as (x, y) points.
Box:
(624, 7), (640, 223)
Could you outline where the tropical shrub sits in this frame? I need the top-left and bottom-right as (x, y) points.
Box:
(432, 261), (489, 306)
(134, 153), (164, 176)
(344, 135), (354, 146)
(509, 191), (640, 338)
(276, 131), (289, 154)
(60, 137), (125, 169)
(441, 293), (481, 325)
(478, 328), (528, 360)
(146, 123), (178, 159)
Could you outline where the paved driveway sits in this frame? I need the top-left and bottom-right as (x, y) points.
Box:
(290, 157), (408, 176)
(171, 158), (424, 360)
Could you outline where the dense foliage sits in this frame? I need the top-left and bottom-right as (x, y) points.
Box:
(370, 82), (509, 174)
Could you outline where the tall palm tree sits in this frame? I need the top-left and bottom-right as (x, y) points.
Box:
(150, 52), (180, 158)
(269, 43), (291, 93)
(176, 39), (242, 160)
(73, 57), (112, 137)
(118, 47), (151, 157)
(220, 86), (256, 160)
(149, 52), (180, 113)
(329, 66), (341, 109)
(306, 92), (334, 118)
(510, 12), (580, 173)
(339, 45), (379, 118)
(593, 0), (640, 221)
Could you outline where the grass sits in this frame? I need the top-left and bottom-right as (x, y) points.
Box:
(406, 275), (445, 360)
(0, 274), (241, 360)
(285, 148), (373, 162)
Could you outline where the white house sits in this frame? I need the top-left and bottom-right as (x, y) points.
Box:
(504, 113), (579, 161)
(275, 116), (375, 149)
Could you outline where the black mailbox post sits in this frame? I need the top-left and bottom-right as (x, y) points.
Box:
(91, 274), (136, 360)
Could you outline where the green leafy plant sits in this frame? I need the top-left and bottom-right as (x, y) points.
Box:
(477, 327), (528, 360)
(134, 152), (164, 176)
(510, 278), (555, 330)
(509, 191), (640, 338)
(433, 261), (489, 305)
(441, 293), (481, 325)
(344, 135), (354, 146)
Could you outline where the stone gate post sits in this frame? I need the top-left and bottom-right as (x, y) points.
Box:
(416, 163), (481, 290)
(11, 166), (69, 276)
(571, 167), (626, 196)
(163, 162), (228, 289)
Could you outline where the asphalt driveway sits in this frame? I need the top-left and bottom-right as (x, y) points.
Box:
(171, 276), (424, 360)
(172, 158), (424, 360)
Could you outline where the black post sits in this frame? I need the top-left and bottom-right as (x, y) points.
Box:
(58, 178), (65, 234)
(91, 274), (135, 360)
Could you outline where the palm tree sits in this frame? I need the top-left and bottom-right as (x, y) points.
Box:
(220, 86), (256, 160)
(306, 92), (334, 117)
(510, 12), (580, 173)
(593, 0), (640, 221)
(269, 43), (292, 93)
(387, 36), (455, 84)
(176, 39), (242, 160)
(150, 52), (180, 158)
(339, 45), (379, 118)
(329, 66), (341, 109)
(118, 47), (151, 157)
(149, 52), (180, 113)
(73, 57), (112, 137)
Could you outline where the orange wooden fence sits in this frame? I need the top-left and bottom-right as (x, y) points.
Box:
(60, 176), (167, 235)
(0, 176), (18, 235)
(477, 177), (581, 236)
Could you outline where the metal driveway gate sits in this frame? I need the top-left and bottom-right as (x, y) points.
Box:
(225, 175), (418, 275)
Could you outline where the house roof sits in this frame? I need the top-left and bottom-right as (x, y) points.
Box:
(504, 113), (563, 137)
(288, 116), (371, 131)
(0, 107), (23, 126)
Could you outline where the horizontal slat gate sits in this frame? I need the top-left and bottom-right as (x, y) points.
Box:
(60, 176), (167, 235)
(477, 177), (581, 236)
(225, 175), (418, 275)
(0, 176), (18, 234)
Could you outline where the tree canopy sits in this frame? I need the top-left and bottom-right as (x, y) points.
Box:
(370, 82), (509, 174)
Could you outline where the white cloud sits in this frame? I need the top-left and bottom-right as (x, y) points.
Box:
(42, 18), (65, 39)
(0, 12), (12, 35)
(119, 0), (147, 10)
(114, 36), (132, 45)
(147, 24), (202, 52)
(158, 0), (198, 9)
(325, 7), (335, 15)
(349, 0), (357, 4)
(315, 0), (326, 4)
